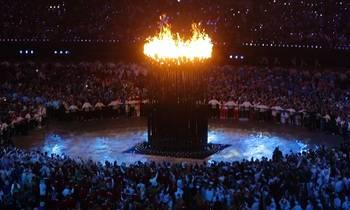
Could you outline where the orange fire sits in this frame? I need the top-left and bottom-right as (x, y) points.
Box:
(143, 20), (213, 64)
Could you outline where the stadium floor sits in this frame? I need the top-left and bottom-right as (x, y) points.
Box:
(13, 118), (342, 164)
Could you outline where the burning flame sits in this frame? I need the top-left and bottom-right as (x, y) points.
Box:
(144, 21), (213, 64)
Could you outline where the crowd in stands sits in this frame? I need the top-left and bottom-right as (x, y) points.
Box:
(0, 92), (46, 146)
(208, 65), (350, 139)
(2, 143), (350, 209)
(0, 61), (147, 145)
(0, 0), (349, 48)
(2, 1), (350, 209)
(1, 61), (350, 144)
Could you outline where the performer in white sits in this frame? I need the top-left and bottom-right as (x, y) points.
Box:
(208, 98), (220, 119)
(82, 101), (93, 112)
(225, 99), (236, 119)
(258, 104), (269, 122)
(108, 99), (121, 110)
(271, 106), (283, 123)
(134, 96), (141, 117)
(35, 105), (47, 128)
(240, 100), (252, 119)
(286, 108), (296, 125)
(220, 100), (227, 120)
(68, 104), (79, 112)
(281, 111), (289, 125)
(95, 101), (105, 110)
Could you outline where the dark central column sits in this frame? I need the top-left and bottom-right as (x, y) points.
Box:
(147, 63), (209, 152)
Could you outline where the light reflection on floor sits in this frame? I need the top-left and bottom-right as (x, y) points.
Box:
(208, 131), (309, 162)
(13, 118), (341, 164)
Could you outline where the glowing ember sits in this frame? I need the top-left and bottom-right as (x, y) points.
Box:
(144, 20), (213, 64)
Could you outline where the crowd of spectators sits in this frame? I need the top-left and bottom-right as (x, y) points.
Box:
(2, 143), (350, 209)
(0, 59), (349, 210)
(1, 1), (350, 209)
(1, 60), (350, 144)
(208, 65), (350, 139)
(0, 61), (147, 145)
(0, 0), (349, 48)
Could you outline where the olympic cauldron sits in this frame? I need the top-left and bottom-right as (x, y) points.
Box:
(142, 22), (213, 154)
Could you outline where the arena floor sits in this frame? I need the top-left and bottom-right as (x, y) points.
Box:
(13, 118), (342, 164)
